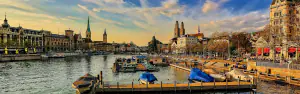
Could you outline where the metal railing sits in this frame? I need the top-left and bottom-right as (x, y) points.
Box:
(256, 61), (300, 70)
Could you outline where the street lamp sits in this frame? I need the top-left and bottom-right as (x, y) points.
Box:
(272, 34), (276, 63)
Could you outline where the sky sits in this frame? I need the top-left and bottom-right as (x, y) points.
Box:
(0, 0), (272, 46)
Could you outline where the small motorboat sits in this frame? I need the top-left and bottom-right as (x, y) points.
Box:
(139, 72), (157, 84)
(226, 69), (252, 81)
(143, 61), (160, 72)
(189, 68), (214, 82)
(72, 73), (97, 94)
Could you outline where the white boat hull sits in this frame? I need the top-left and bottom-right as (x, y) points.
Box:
(139, 80), (154, 84)
(210, 74), (226, 82)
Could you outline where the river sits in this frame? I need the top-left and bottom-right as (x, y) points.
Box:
(0, 55), (299, 94)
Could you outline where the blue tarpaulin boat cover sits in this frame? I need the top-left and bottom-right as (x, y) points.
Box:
(189, 68), (214, 82)
(139, 72), (157, 82)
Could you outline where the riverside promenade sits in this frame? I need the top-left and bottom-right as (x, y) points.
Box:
(0, 54), (41, 62)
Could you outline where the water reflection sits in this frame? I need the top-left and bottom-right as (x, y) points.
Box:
(103, 55), (107, 61)
(84, 56), (92, 73)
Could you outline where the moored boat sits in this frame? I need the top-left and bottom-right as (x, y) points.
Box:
(139, 72), (157, 84)
(72, 73), (97, 94)
(143, 61), (160, 72)
(188, 68), (214, 82)
(226, 69), (252, 81)
(209, 74), (226, 82)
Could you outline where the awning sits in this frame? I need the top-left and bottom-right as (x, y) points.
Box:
(264, 48), (270, 53)
(289, 47), (296, 53)
(276, 48), (281, 53)
(257, 48), (262, 55)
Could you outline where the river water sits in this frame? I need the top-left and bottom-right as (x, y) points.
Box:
(0, 55), (299, 94)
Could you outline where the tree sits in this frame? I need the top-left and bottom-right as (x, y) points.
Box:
(231, 32), (252, 55)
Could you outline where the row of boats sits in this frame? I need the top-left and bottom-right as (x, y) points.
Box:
(72, 68), (253, 93)
(113, 56), (160, 72)
(138, 68), (253, 84)
(41, 51), (111, 58)
(189, 68), (253, 83)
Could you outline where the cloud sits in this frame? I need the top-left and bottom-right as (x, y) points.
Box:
(132, 20), (148, 30)
(199, 11), (269, 36)
(162, 0), (179, 9)
(0, 0), (37, 11)
(6, 9), (57, 20)
(202, 0), (229, 13)
(66, 16), (82, 20)
(77, 4), (124, 25)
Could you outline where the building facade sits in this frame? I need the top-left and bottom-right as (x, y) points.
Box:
(175, 35), (199, 54)
(251, 0), (300, 60)
(0, 14), (44, 53)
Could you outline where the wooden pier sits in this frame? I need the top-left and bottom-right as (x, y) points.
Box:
(95, 81), (256, 93)
(169, 64), (191, 71)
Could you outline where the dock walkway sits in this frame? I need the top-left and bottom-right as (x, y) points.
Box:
(96, 81), (255, 93)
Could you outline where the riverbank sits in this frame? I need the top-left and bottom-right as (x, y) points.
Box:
(0, 54), (41, 62)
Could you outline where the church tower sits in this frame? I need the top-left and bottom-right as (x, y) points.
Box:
(180, 22), (185, 36)
(86, 16), (91, 41)
(103, 28), (107, 43)
(174, 21), (180, 38)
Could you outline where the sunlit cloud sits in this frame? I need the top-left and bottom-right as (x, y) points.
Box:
(0, 0), (273, 46)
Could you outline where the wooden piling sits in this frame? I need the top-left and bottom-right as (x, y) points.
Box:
(131, 81), (133, 92)
(226, 78), (228, 90)
(174, 81), (176, 92)
(214, 79), (216, 89)
(160, 81), (162, 91)
(146, 81), (148, 88)
(238, 76), (240, 90)
(117, 82), (119, 89)
(102, 82), (104, 92)
(188, 82), (191, 93)
(201, 80), (203, 90)
(100, 71), (103, 85)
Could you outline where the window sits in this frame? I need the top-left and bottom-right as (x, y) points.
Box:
(280, 12), (282, 16)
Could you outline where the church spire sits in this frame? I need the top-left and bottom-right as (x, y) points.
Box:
(86, 16), (92, 41)
(103, 28), (107, 43)
(104, 28), (107, 35)
(4, 12), (7, 21)
(198, 25), (200, 34)
(87, 16), (91, 32)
